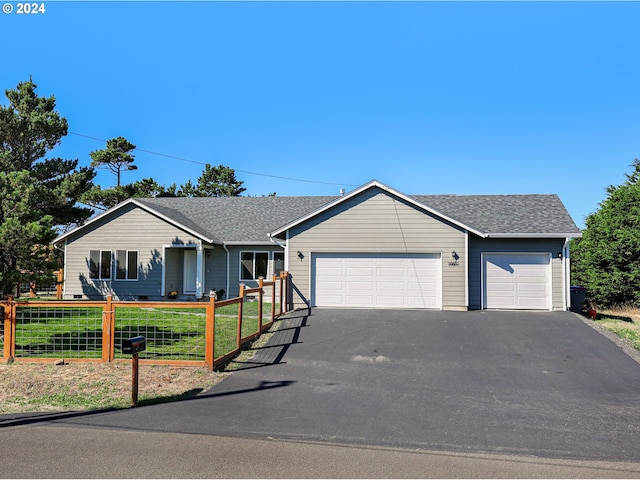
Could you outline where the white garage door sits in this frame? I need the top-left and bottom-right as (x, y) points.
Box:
(483, 253), (551, 310)
(312, 253), (441, 309)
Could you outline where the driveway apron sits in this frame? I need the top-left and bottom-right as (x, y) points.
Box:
(59, 309), (640, 462)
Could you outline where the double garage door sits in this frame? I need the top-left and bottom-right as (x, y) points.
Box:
(312, 253), (441, 309)
(483, 253), (551, 310)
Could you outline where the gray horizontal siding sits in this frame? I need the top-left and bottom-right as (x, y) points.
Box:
(286, 188), (466, 309)
(468, 237), (566, 310)
(63, 204), (204, 300)
(225, 245), (285, 299)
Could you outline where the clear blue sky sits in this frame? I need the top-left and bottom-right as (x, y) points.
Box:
(2, 1), (639, 228)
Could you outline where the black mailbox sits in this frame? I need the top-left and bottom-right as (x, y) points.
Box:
(122, 336), (146, 355)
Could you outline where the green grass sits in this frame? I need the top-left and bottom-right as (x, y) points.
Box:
(596, 308), (640, 351)
(11, 302), (280, 362)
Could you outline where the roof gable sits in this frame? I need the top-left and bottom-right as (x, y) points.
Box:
(270, 180), (581, 238)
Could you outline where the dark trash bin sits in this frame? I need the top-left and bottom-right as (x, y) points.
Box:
(570, 285), (587, 313)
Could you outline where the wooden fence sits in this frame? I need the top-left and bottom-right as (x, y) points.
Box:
(1, 273), (290, 370)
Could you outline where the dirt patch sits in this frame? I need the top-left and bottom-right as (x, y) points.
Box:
(0, 362), (227, 413)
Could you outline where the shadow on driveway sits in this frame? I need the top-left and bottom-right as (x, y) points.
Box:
(20, 308), (640, 463)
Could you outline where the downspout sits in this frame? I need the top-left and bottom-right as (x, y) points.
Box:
(269, 233), (288, 308)
(223, 243), (230, 300)
(268, 233), (288, 270)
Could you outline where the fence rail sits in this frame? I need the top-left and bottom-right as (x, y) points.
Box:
(1, 273), (290, 370)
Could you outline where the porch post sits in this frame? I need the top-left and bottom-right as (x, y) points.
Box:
(196, 244), (204, 299)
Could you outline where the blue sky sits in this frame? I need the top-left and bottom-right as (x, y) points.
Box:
(2, 1), (639, 228)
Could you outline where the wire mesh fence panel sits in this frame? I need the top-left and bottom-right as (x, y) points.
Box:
(14, 306), (103, 359)
(114, 306), (207, 361)
(214, 302), (240, 360)
(19, 279), (57, 298)
(261, 284), (275, 327)
(241, 296), (261, 340)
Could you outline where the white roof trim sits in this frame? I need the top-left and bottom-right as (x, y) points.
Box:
(269, 179), (487, 238)
(224, 241), (278, 246)
(486, 232), (583, 239)
(53, 198), (217, 244)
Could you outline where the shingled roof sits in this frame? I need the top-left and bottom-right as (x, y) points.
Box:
(410, 194), (581, 237)
(54, 182), (581, 245)
(134, 196), (337, 243)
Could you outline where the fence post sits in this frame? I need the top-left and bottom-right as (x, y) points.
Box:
(286, 272), (291, 313)
(56, 269), (63, 300)
(278, 272), (284, 316)
(205, 295), (215, 370)
(3, 300), (16, 361)
(271, 275), (277, 321)
(102, 295), (114, 362)
(258, 277), (264, 332)
(237, 284), (244, 349)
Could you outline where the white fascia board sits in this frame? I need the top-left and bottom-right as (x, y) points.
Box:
(486, 232), (583, 239)
(223, 240), (278, 246)
(269, 179), (486, 238)
(53, 198), (217, 245)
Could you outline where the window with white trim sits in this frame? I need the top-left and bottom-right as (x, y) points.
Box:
(115, 250), (139, 280)
(240, 251), (268, 280)
(89, 250), (112, 280)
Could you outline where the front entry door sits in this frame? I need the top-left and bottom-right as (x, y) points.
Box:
(183, 250), (197, 294)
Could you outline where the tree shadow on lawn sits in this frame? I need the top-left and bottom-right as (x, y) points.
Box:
(598, 313), (634, 323)
(15, 326), (203, 357)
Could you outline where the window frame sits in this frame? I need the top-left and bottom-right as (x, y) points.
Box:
(239, 251), (269, 281)
(115, 250), (139, 281)
(89, 250), (112, 280)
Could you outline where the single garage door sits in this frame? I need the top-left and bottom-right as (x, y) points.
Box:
(483, 253), (551, 310)
(312, 253), (441, 309)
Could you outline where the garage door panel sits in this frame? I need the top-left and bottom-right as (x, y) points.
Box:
(346, 281), (374, 291)
(518, 282), (547, 294)
(314, 253), (441, 309)
(484, 254), (550, 310)
(376, 281), (404, 292)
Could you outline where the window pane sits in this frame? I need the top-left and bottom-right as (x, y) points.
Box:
(100, 251), (111, 279)
(255, 253), (268, 279)
(116, 250), (126, 279)
(127, 251), (138, 280)
(241, 252), (254, 280)
(89, 250), (100, 279)
(274, 252), (285, 276)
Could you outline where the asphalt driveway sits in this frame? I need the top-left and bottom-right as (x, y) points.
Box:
(53, 309), (640, 462)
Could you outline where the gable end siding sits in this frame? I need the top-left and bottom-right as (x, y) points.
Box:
(286, 188), (467, 309)
(63, 204), (204, 300)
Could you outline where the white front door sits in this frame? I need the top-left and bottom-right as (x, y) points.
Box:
(183, 250), (197, 294)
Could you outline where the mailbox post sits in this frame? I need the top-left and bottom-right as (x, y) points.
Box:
(122, 336), (146, 406)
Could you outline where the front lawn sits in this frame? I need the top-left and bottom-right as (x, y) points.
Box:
(10, 302), (278, 361)
(595, 307), (640, 351)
